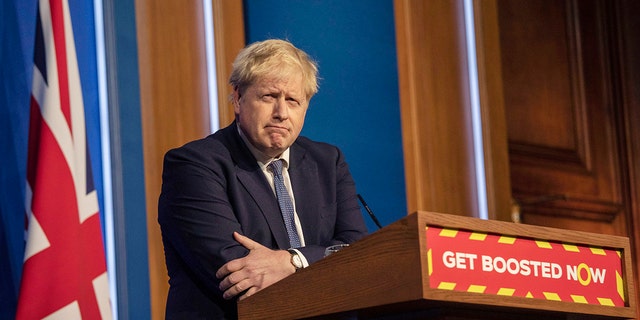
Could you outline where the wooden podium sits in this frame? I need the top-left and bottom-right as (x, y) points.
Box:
(238, 211), (637, 319)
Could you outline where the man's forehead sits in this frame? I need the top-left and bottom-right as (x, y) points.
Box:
(253, 76), (304, 93)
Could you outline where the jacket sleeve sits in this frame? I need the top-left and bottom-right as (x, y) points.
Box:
(158, 140), (249, 300)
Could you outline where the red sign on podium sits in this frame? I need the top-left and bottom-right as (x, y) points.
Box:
(426, 225), (626, 307)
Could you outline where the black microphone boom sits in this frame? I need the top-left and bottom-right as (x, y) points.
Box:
(357, 194), (383, 229)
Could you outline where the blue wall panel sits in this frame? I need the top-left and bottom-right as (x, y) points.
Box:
(244, 0), (407, 231)
(104, 0), (151, 318)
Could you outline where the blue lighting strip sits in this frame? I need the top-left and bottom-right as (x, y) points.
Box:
(203, 0), (220, 133)
(94, 0), (118, 317)
(464, 0), (489, 220)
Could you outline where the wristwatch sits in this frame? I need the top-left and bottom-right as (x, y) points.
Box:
(287, 249), (303, 271)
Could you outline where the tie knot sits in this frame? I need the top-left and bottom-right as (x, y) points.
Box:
(269, 159), (284, 175)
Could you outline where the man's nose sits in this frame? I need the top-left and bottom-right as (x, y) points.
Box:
(273, 98), (289, 119)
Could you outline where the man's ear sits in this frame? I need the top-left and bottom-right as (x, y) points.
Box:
(232, 88), (241, 113)
(234, 86), (244, 101)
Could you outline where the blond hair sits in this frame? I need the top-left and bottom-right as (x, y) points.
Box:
(229, 39), (319, 99)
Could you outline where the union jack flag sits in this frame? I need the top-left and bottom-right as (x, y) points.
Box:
(16, 0), (112, 318)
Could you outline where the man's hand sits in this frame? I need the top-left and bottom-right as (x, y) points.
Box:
(216, 232), (296, 300)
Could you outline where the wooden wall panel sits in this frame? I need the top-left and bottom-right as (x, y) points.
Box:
(501, 2), (580, 152)
(135, 1), (243, 319)
(617, 1), (640, 316)
(135, 1), (210, 319)
(211, 0), (245, 127)
(498, 0), (625, 232)
(394, 0), (479, 218)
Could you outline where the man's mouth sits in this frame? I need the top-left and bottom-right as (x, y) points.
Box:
(265, 125), (289, 132)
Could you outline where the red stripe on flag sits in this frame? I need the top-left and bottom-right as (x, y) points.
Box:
(49, 0), (72, 132)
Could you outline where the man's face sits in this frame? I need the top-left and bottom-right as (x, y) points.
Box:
(234, 74), (309, 158)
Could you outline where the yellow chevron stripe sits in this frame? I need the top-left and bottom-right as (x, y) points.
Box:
(497, 288), (515, 296)
(439, 228), (458, 238)
(467, 285), (486, 293)
(543, 292), (561, 301)
(438, 282), (456, 290)
(536, 241), (552, 249)
(469, 232), (487, 241)
(590, 247), (606, 255)
(498, 236), (516, 244)
(428, 248), (433, 276)
(597, 298), (615, 306)
(562, 244), (580, 252)
(617, 271), (626, 302)
(571, 295), (588, 304)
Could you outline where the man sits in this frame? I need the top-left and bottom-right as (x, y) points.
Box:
(158, 39), (368, 319)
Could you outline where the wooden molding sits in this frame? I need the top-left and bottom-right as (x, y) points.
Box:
(212, 0), (245, 128)
(472, 0), (513, 221)
(136, 2), (245, 318)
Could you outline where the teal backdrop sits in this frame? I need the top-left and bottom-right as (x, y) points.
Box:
(244, 0), (408, 232)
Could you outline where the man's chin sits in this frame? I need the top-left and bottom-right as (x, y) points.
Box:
(267, 136), (290, 147)
(265, 142), (290, 156)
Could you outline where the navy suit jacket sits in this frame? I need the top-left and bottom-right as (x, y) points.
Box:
(158, 122), (368, 319)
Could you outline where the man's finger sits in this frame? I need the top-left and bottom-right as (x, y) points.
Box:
(218, 272), (236, 291)
(216, 259), (238, 279)
(215, 265), (228, 279)
(222, 278), (251, 300)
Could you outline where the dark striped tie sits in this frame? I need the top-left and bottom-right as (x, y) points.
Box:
(269, 159), (302, 248)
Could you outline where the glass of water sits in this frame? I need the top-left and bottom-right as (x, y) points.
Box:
(324, 243), (350, 257)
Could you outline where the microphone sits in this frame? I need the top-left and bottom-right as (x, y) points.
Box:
(357, 194), (383, 229)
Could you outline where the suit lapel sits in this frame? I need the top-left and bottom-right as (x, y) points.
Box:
(236, 170), (291, 249)
(289, 144), (321, 241)
(226, 124), (291, 249)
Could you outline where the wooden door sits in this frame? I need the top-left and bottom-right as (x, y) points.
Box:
(490, 0), (639, 313)
(497, 0), (627, 234)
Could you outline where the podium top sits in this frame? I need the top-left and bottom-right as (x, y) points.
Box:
(238, 211), (636, 319)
